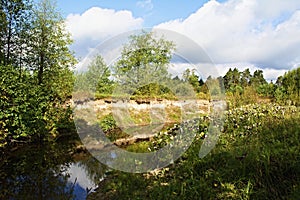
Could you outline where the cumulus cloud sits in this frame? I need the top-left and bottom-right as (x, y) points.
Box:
(66, 7), (143, 58)
(155, 0), (300, 73)
(67, 0), (300, 80)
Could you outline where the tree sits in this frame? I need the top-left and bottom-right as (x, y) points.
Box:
(114, 31), (175, 96)
(0, 0), (76, 145)
(276, 75), (283, 87)
(199, 78), (204, 86)
(79, 55), (114, 94)
(182, 68), (202, 93)
(275, 67), (300, 105)
(223, 68), (242, 94)
(223, 68), (233, 90)
(232, 68), (241, 85)
(250, 69), (267, 88)
(205, 77), (223, 97)
(29, 0), (75, 83)
(28, 0), (76, 101)
(0, 0), (33, 71)
(240, 68), (251, 87)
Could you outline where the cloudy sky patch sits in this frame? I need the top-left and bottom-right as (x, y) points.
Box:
(61, 0), (300, 79)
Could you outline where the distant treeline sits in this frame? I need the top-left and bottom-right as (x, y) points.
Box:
(75, 50), (299, 107)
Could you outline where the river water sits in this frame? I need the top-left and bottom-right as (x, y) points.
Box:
(0, 139), (107, 200)
(0, 121), (189, 199)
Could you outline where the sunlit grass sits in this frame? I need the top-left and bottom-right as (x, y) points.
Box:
(88, 103), (300, 200)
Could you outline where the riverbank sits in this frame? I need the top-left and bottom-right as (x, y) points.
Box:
(87, 103), (300, 200)
(72, 98), (211, 152)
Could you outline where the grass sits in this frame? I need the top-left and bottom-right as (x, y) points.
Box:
(165, 105), (182, 122)
(128, 108), (152, 125)
(125, 141), (152, 153)
(88, 103), (300, 200)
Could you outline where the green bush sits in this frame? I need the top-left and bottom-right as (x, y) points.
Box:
(0, 65), (74, 147)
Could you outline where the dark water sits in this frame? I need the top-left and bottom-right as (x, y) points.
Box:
(0, 140), (107, 200)
(0, 122), (179, 200)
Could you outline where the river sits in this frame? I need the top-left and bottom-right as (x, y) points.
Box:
(0, 138), (107, 200)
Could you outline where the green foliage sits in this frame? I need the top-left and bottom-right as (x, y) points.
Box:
(224, 68), (268, 95)
(0, 0), (33, 67)
(0, 65), (74, 146)
(74, 55), (115, 99)
(91, 103), (300, 200)
(133, 83), (174, 98)
(180, 69), (215, 100)
(0, 0), (76, 147)
(224, 68), (242, 91)
(98, 114), (128, 141)
(182, 68), (202, 93)
(98, 114), (117, 133)
(223, 103), (298, 138)
(0, 66), (37, 144)
(205, 76), (224, 100)
(226, 86), (258, 109)
(86, 55), (114, 93)
(29, 0), (76, 85)
(126, 141), (151, 153)
(275, 67), (300, 105)
(196, 92), (210, 100)
(256, 82), (275, 97)
(94, 92), (112, 99)
(222, 68), (277, 107)
(114, 31), (175, 95)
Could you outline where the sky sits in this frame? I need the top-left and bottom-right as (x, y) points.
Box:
(56, 0), (300, 81)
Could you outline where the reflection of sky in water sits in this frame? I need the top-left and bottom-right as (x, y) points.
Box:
(0, 142), (107, 199)
(65, 163), (98, 200)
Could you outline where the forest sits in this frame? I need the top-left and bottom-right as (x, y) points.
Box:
(0, 0), (299, 199)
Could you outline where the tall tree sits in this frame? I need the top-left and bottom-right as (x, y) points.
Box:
(114, 31), (175, 95)
(0, 0), (33, 70)
(250, 69), (267, 88)
(182, 68), (201, 93)
(85, 55), (114, 94)
(240, 68), (251, 87)
(0, 0), (76, 144)
(223, 68), (233, 90)
(232, 68), (241, 85)
(28, 0), (76, 101)
(278, 67), (300, 105)
(29, 0), (75, 84)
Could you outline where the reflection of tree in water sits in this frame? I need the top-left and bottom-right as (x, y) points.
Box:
(0, 134), (109, 200)
(0, 142), (76, 199)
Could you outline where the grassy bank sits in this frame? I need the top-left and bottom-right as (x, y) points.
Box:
(88, 103), (300, 199)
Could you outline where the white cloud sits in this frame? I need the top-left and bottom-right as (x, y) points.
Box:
(66, 7), (143, 58)
(155, 0), (300, 70)
(136, 0), (153, 11)
(169, 62), (220, 80)
(67, 0), (300, 79)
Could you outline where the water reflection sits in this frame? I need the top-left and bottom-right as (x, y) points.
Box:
(0, 141), (106, 200)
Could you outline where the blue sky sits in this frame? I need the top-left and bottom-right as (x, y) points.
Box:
(57, 0), (225, 27)
(56, 0), (300, 80)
